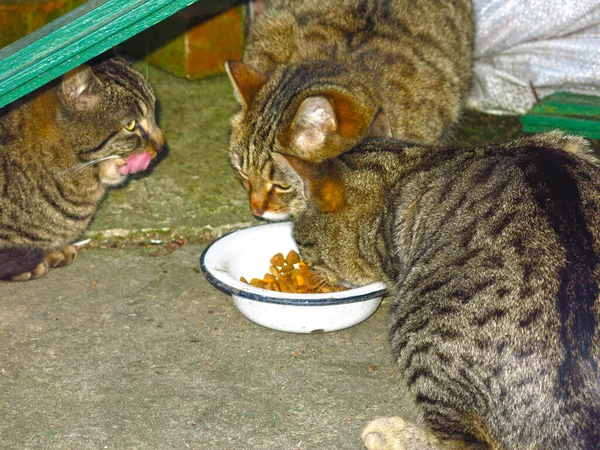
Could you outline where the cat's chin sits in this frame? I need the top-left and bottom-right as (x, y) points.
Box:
(98, 159), (128, 186)
(339, 279), (357, 289)
(258, 211), (291, 222)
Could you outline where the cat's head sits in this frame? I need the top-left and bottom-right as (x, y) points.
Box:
(282, 111), (396, 288)
(225, 60), (390, 220)
(56, 57), (165, 186)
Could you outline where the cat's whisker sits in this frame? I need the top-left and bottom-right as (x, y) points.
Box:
(388, 279), (403, 294)
(143, 178), (152, 199)
(58, 155), (122, 179)
(309, 272), (330, 290)
(211, 145), (231, 155)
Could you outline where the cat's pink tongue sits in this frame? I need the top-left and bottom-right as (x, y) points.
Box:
(118, 152), (153, 175)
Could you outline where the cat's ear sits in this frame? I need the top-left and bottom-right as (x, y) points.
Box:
(290, 96), (337, 157)
(59, 65), (103, 111)
(225, 60), (268, 109)
(281, 153), (344, 213)
(289, 92), (373, 161)
(366, 108), (393, 138)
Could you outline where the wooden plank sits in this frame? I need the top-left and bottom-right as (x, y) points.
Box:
(521, 115), (600, 140)
(527, 92), (600, 119)
(521, 92), (600, 140)
(0, 0), (199, 109)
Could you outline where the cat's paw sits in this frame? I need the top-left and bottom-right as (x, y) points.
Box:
(363, 417), (406, 450)
(362, 417), (443, 450)
(10, 260), (49, 281)
(9, 246), (77, 281)
(44, 245), (78, 268)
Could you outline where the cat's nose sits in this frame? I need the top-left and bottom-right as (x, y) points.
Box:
(149, 127), (166, 152)
(139, 118), (165, 151)
(249, 191), (266, 217)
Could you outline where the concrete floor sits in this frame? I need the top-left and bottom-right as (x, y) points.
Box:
(1, 64), (530, 449)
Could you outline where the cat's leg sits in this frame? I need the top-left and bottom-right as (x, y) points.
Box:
(362, 417), (462, 450)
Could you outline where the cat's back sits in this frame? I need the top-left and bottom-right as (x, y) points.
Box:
(244, 0), (474, 76)
(396, 131), (600, 324)
(238, 0), (474, 148)
(398, 132), (600, 247)
(472, 132), (600, 241)
(387, 132), (600, 448)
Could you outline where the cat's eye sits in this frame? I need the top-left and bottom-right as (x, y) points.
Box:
(124, 120), (137, 131)
(272, 184), (292, 193)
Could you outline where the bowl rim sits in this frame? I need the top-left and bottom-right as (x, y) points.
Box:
(199, 223), (388, 306)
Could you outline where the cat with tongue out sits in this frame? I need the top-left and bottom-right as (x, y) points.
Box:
(118, 151), (155, 176)
(0, 56), (164, 281)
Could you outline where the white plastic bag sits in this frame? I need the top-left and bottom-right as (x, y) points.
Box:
(468, 0), (600, 115)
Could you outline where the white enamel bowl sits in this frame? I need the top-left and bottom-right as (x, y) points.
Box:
(200, 222), (387, 333)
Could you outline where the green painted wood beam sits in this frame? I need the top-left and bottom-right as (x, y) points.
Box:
(0, 0), (200, 109)
(521, 92), (600, 140)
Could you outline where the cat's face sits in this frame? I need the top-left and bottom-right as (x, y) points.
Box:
(57, 58), (165, 186)
(286, 144), (393, 289)
(226, 61), (381, 220)
(283, 110), (397, 287)
(228, 112), (304, 221)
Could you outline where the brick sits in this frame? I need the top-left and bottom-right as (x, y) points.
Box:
(0, 0), (87, 50)
(122, 3), (246, 79)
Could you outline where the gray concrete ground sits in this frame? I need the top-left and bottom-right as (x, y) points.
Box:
(1, 244), (402, 450)
(1, 64), (529, 449)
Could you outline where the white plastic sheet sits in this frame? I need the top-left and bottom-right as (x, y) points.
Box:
(467, 0), (600, 115)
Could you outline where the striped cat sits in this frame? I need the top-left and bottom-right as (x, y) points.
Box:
(0, 56), (164, 281)
(226, 0), (474, 220)
(285, 122), (600, 448)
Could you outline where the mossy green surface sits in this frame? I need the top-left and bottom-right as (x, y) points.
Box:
(448, 109), (526, 147)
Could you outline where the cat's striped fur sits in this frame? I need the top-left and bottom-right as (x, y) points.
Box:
(0, 56), (164, 281)
(288, 128), (600, 449)
(227, 0), (474, 220)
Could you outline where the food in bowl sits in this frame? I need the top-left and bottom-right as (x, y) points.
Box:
(239, 250), (348, 294)
(199, 222), (387, 333)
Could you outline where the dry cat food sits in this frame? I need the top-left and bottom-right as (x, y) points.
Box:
(240, 250), (348, 294)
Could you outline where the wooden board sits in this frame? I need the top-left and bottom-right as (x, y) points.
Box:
(521, 92), (600, 140)
(0, 0), (200, 109)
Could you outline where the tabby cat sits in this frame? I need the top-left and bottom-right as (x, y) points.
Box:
(285, 120), (600, 448)
(0, 56), (164, 281)
(226, 0), (474, 220)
